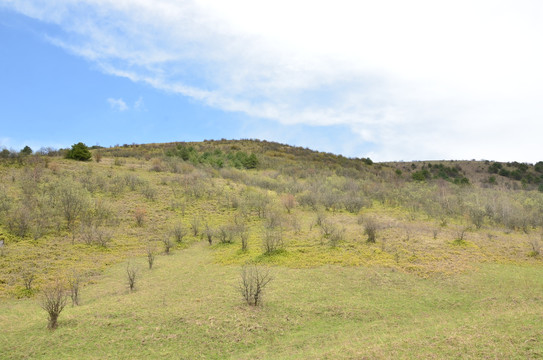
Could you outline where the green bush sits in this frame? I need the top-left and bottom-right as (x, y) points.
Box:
(66, 142), (92, 161)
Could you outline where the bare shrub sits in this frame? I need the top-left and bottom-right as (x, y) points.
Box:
(141, 183), (157, 201)
(469, 208), (485, 229)
(262, 228), (283, 254)
(363, 217), (378, 243)
(7, 205), (32, 237)
(67, 271), (81, 306)
(162, 236), (174, 254)
(134, 208), (146, 227)
(190, 216), (201, 236)
(171, 223), (188, 243)
(40, 280), (68, 329)
(281, 194), (297, 213)
(218, 225), (235, 244)
(204, 224), (214, 245)
(329, 226), (346, 247)
(529, 237), (541, 257)
(22, 271), (35, 292)
(238, 265), (272, 306)
(343, 195), (368, 214)
(126, 262), (138, 291)
(54, 179), (89, 244)
(124, 174), (142, 191)
(146, 244), (155, 269)
(80, 224), (112, 247)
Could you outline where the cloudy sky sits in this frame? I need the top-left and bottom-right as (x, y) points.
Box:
(1, 1), (542, 162)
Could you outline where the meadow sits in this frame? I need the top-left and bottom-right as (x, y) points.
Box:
(0, 140), (542, 358)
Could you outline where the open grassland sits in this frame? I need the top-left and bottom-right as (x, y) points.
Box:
(1, 140), (543, 358)
(1, 242), (543, 359)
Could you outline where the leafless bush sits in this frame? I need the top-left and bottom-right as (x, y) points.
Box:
(40, 280), (68, 329)
(80, 224), (112, 247)
(22, 271), (35, 291)
(238, 265), (272, 306)
(218, 225), (235, 244)
(281, 194), (297, 213)
(469, 208), (485, 229)
(162, 236), (174, 254)
(190, 216), (201, 236)
(134, 208), (146, 227)
(329, 226), (346, 247)
(343, 195), (368, 214)
(262, 228), (283, 254)
(146, 244), (155, 269)
(126, 262), (138, 291)
(530, 237), (541, 257)
(432, 228), (439, 240)
(54, 179), (89, 243)
(7, 205), (32, 237)
(68, 271), (81, 306)
(124, 174), (142, 191)
(204, 224), (214, 245)
(171, 223), (188, 243)
(141, 183), (157, 201)
(363, 217), (378, 243)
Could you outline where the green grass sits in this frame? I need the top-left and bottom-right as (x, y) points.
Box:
(2, 241), (542, 359)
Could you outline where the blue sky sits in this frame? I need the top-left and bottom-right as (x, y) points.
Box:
(1, 1), (542, 162)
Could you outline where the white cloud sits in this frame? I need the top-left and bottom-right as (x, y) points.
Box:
(3, 0), (543, 161)
(107, 97), (128, 111)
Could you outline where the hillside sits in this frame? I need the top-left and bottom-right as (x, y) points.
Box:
(1, 139), (542, 358)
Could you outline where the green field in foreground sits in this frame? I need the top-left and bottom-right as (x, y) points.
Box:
(1, 241), (542, 359)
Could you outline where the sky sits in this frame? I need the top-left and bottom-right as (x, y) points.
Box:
(0, 1), (542, 162)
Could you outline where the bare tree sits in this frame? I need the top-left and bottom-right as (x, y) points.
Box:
(281, 194), (296, 214)
(40, 280), (68, 329)
(238, 265), (272, 306)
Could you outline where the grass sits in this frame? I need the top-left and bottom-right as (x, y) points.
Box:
(1, 142), (543, 358)
(1, 241), (543, 359)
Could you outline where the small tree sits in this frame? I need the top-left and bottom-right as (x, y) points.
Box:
(281, 194), (296, 214)
(190, 216), (201, 236)
(20, 146), (33, 156)
(238, 265), (272, 306)
(66, 142), (92, 161)
(40, 281), (68, 329)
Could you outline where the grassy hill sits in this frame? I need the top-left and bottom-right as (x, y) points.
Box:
(1, 139), (542, 358)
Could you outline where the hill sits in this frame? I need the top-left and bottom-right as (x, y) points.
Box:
(1, 139), (542, 358)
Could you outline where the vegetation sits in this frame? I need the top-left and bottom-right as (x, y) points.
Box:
(65, 142), (92, 161)
(1, 139), (543, 358)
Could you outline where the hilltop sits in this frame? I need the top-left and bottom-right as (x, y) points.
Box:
(1, 139), (542, 358)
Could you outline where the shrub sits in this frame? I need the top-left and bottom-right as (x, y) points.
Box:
(162, 236), (174, 254)
(134, 208), (146, 227)
(171, 223), (188, 243)
(68, 272), (81, 306)
(262, 228), (283, 254)
(190, 216), (201, 236)
(363, 217), (378, 243)
(126, 262), (138, 291)
(65, 142), (92, 161)
(146, 244), (155, 269)
(204, 223), (214, 245)
(281, 194), (296, 213)
(238, 265), (272, 306)
(40, 280), (68, 329)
